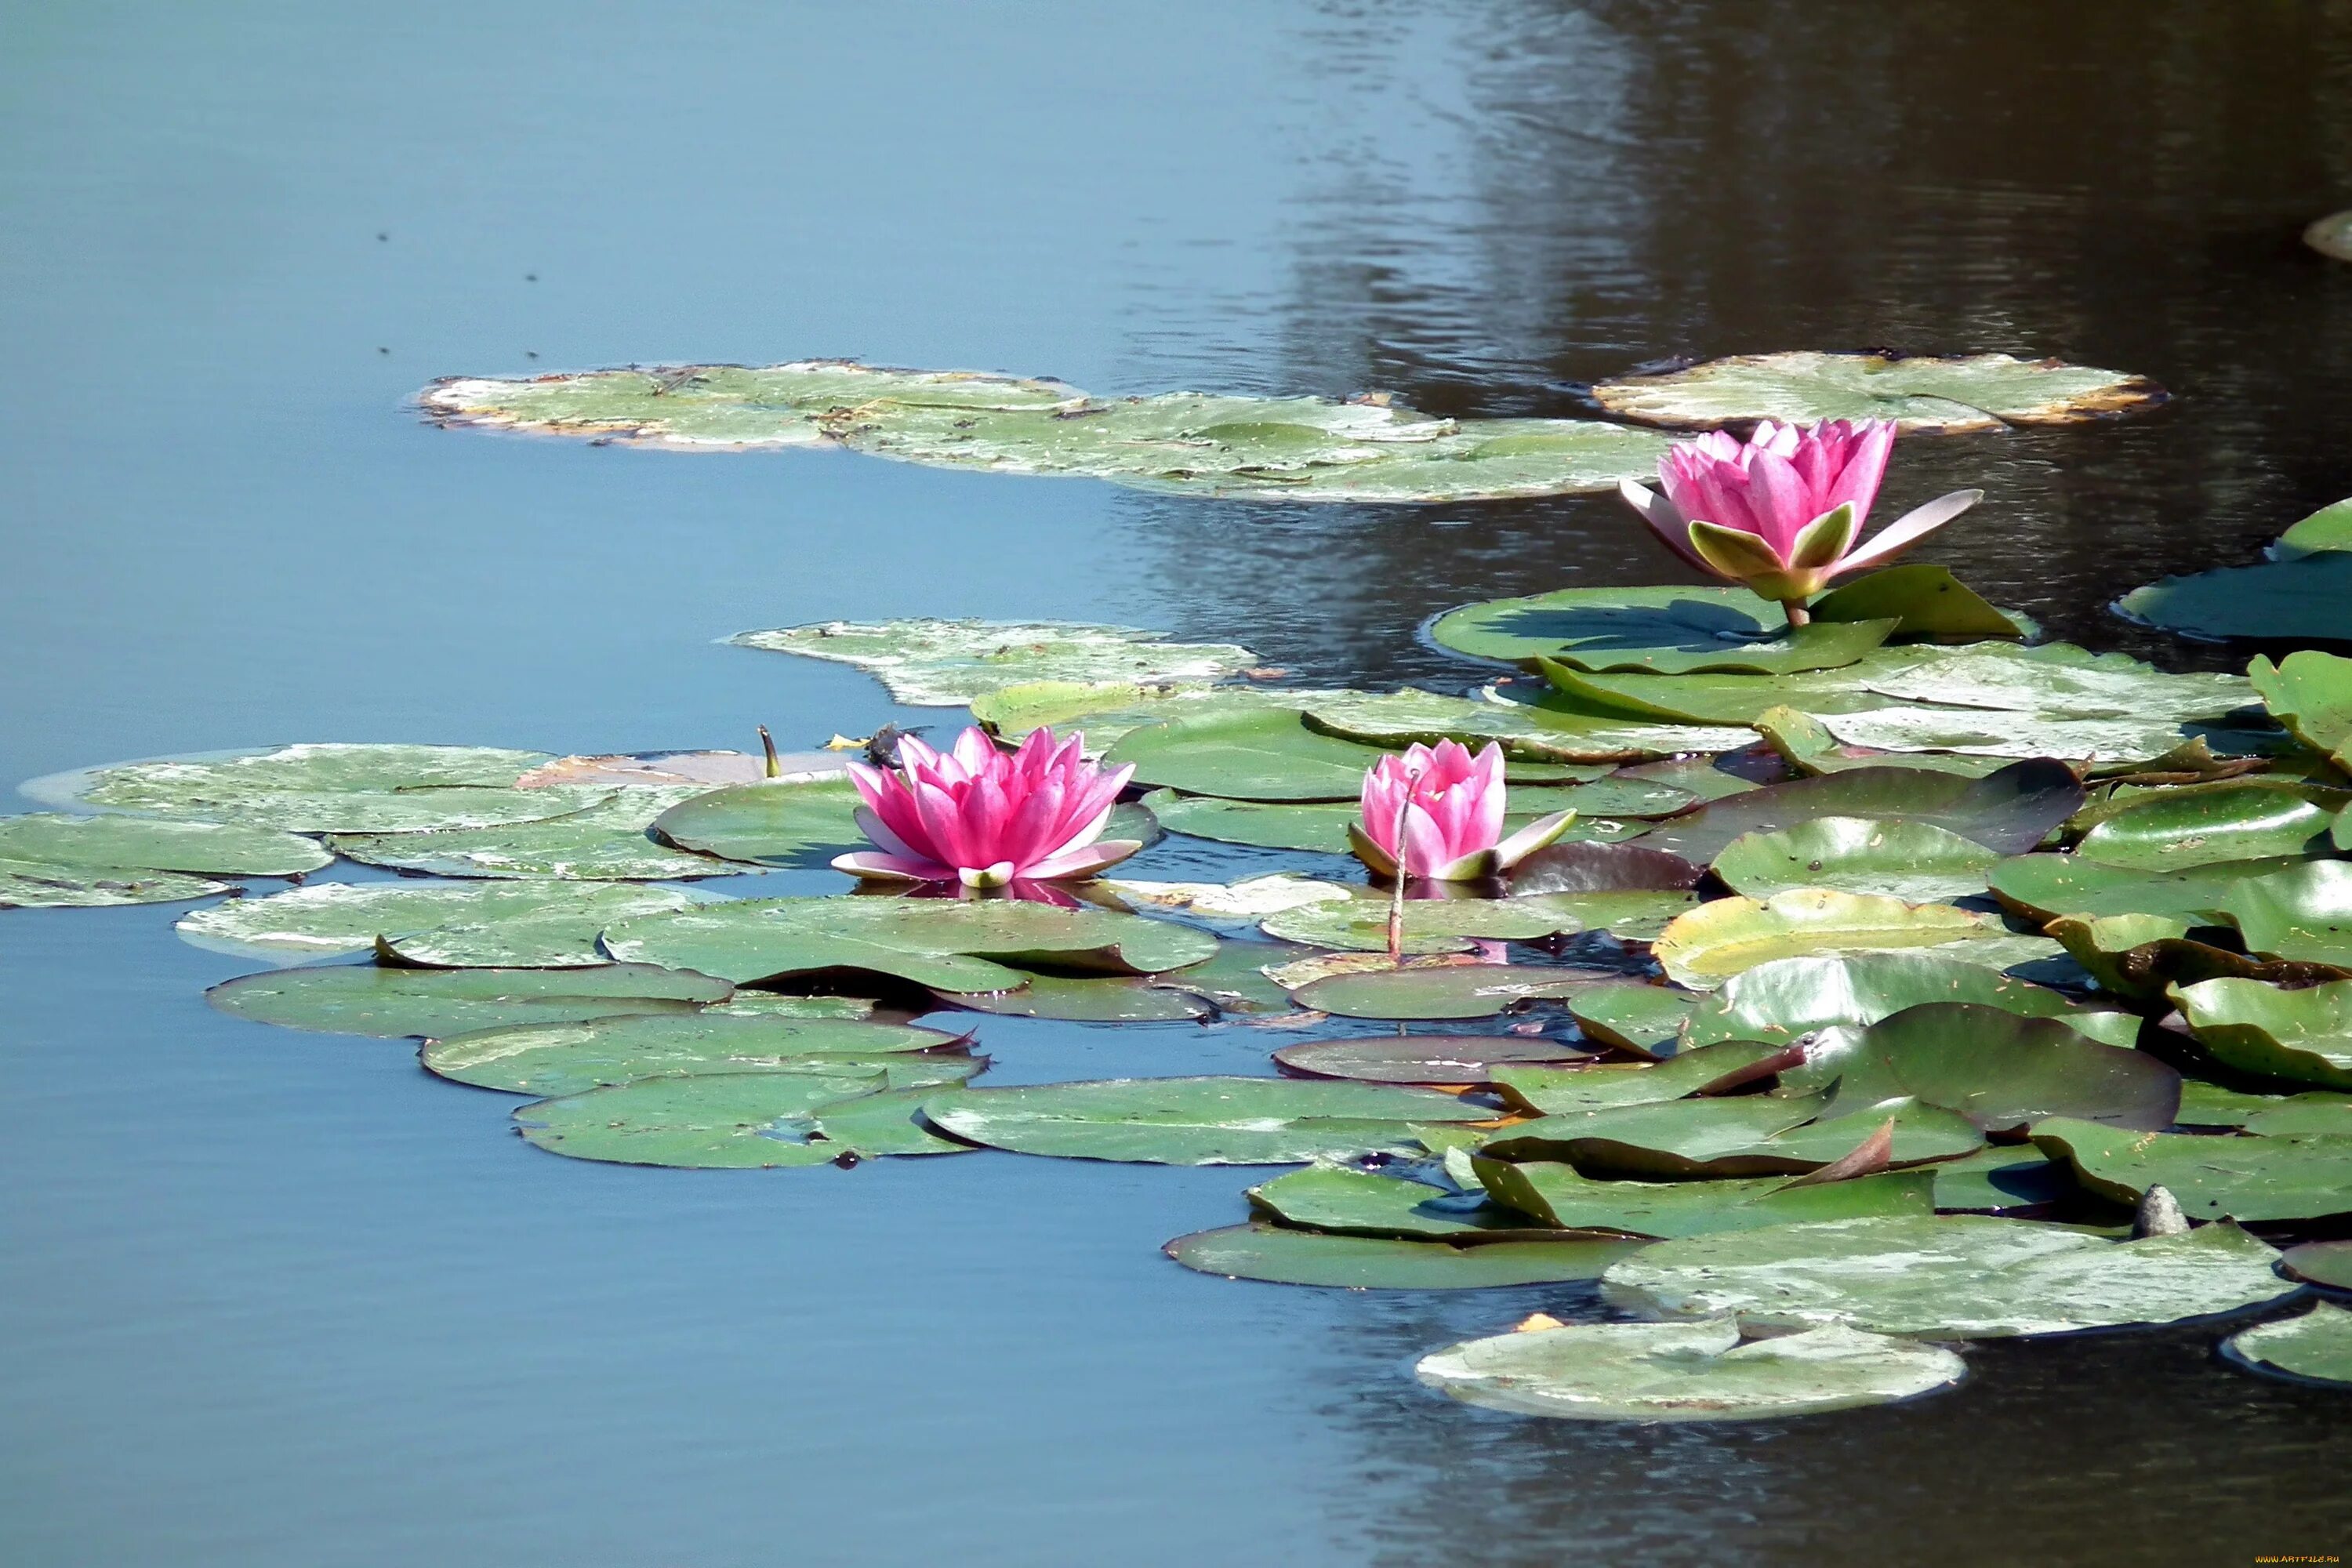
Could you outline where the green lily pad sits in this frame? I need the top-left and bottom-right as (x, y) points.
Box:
(0, 814), (329, 877)
(1711, 816), (2002, 902)
(1430, 583), (1894, 673)
(1635, 760), (2084, 864)
(1785, 1004), (2180, 1133)
(1651, 891), (2005, 990)
(1144, 418), (1667, 503)
(1602, 1214), (2289, 1337)
(1818, 707), (2272, 768)
(176, 880), (702, 967)
(1098, 876), (1356, 924)
(1142, 937), (1301, 1014)
(2215, 861), (2352, 965)
(2171, 978), (2352, 1091)
(1541, 659), (1898, 728)
(208, 962), (730, 1038)
(1472, 1161), (1937, 1238)
(727, 617), (1258, 706)
(601, 896), (1219, 991)
(331, 788), (745, 880)
(968, 683), (1334, 752)
(1481, 1097), (1980, 1178)
(2048, 913), (2349, 1005)
(1587, 350), (2166, 433)
(1416, 1319), (1965, 1422)
(1681, 953), (2140, 1051)
(49, 743), (613, 833)
(0, 858), (234, 908)
(1300, 689), (1755, 764)
(2249, 651), (2352, 768)
(1861, 644), (2253, 724)
(420, 1012), (962, 1096)
(1490, 1040), (1790, 1115)
(1928, 1145), (2075, 1212)
(2071, 785), (2335, 869)
(1806, 565), (2027, 641)
(1259, 894), (1588, 955)
(1245, 1167), (1537, 1240)
(1141, 791), (1635, 855)
(2278, 496), (2352, 559)
(1271, 1035), (1591, 1087)
(1164, 1222), (1641, 1289)
(2033, 1116), (2352, 1221)
(937, 973), (1211, 1022)
(1988, 853), (2308, 925)
(2117, 550), (2352, 645)
(1563, 982), (1702, 1054)
(1290, 963), (1612, 1020)
(1754, 706), (2005, 780)
(2284, 1240), (2352, 1290)
(920, 1076), (1487, 1164)
(797, 1087), (977, 1158)
(514, 1070), (926, 1168)
(1103, 710), (1392, 801)
(2223, 1304), (2352, 1388)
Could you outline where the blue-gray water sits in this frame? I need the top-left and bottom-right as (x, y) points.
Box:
(5, 5), (2351, 1564)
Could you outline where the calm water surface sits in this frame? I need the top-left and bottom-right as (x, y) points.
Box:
(5, 5), (2352, 1564)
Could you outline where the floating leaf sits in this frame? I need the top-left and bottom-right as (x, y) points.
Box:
(1431, 583), (1893, 673)
(1755, 706), (2004, 779)
(1602, 1214), (2289, 1338)
(1635, 760), (2082, 864)
(2031, 1116), (2352, 1222)
(1300, 690), (1755, 764)
(176, 880), (702, 967)
(1587, 350), (2165, 433)
(514, 1070), (935, 1168)
(1490, 1040), (1789, 1115)
(1817, 706), (2270, 768)
(1141, 789), (1634, 855)
(920, 1076), (1487, 1165)
(1259, 894), (1588, 955)
(601, 896), (1218, 990)
(2047, 913), (2347, 1005)
(2249, 651), (2352, 768)
(1784, 1004), (2180, 1133)
(1415, 1319), (1965, 1422)
(1105, 710), (1394, 801)
(0, 814), (329, 877)
(1102, 875), (1353, 921)
(2171, 978), (2352, 1091)
(420, 1012), (963, 1096)
(1149, 419), (1668, 503)
(727, 618), (1258, 706)
(1651, 891), (2004, 990)
(2284, 1240), (2352, 1290)
(1681, 953), (2140, 1051)
(1272, 1035), (1591, 1087)
(2116, 551), (2352, 645)
(1988, 853), (2306, 925)
(208, 963), (730, 1038)
(2277, 496), (2352, 559)
(1472, 1161), (1936, 1238)
(2214, 861), (2352, 966)
(1481, 1097), (1980, 1178)
(1165, 1222), (1639, 1289)
(2223, 1304), (2352, 1388)
(2071, 785), (2336, 869)
(1563, 982), (1701, 1054)
(514, 750), (781, 789)
(51, 743), (612, 833)
(939, 973), (1212, 1022)
(1246, 1167), (1537, 1240)
(1144, 938), (1301, 1014)
(0, 858), (233, 909)
(1290, 963), (1612, 1020)
(331, 789), (744, 880)
(650, 775), (893, 868)
(1806, 565), (2027, 641)
(1711, 817), (2002, 903)
(1929, 1145), (2075, 1212)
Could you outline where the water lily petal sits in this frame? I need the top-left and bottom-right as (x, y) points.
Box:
(1024, 839), (1145, 881)
(831, 849), (954, 882)
(1838, 488), (1984, 572)
(1494, 808), (1579, 869)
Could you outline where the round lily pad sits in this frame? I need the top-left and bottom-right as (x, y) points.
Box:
(1301, 690), (1755, 764)
(514, 1070), (916, 1167)
(208, 963), (731, 1038)
(601, 896), (1219, 991)
(647, 775), (877, 867)
(52, 743), (613, 833)
(919, 1076), (1487, 1165)
(938, 973), (1212, 1022)
(176, 880), (702, 967)
(1163, 1222), (1639, 1289)
(1140, 418), (1668, 503)
(1490, 1040), (1789, 1115)
(1259, 895), (1587, 955)
(2031, 1116), (2352, 1222)
(1431, 583), (1893, 673)
(2223, 1304), (2352, 1388)
(1142, 937), (1301, 1014)
(2171, 977), (2352, 1091)
(2214, 861), (2352, 967)
(1602, 1214), (2293, 1338)
(0, 858), (234, 909)
(2072, 785), (2336, 870)
(1651, 891), (2002, 990)
(2116, 550), (2352, 645)
(2283, 1240), (2352, 1290)
(1563, 982), (1701, 1054)
(1290, 964), (1613, 1021)
(420, 1012), (962, 1095)
(1711, 816), (2003, 902)
(1141, 790), (1630, 855)
(727, 616), (1258, 706)
(0, 814), (329, 877)
(331, 789), (743, 880)
(1102, 875), (1353, 923)
(1244, 1167), (1537, 1240)
(1272, 1035), (1591, 1086)
(1682, 953), (2140, 1051)
(1635, 760), (2083, 864)
(2278, 497), (2352, 560)
(2249, 651), (2352, 766)
(1927, 1145), (2074, 1213)
(1416, 1319), (1965, 1421)
(1587, 350), (2165, 433)
(1482, 1097), (1980, 1178)
(1987, 853), (2305, 925)
(1472, 1160), (1936, 1239)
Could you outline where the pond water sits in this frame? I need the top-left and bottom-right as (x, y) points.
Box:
(5, 4), (2351, 1563)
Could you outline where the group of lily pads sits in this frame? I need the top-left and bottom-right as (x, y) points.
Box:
(12, 345), (2352, 1426)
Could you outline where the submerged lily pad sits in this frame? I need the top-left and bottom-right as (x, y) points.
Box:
(208, 962), (730, 1038)
(1635, 760), (2083, 864)
(728, 618), (1258, 706)
(0, 858), (234, 909)
(601, 896), (1218, 991)
(2031, 1116), (2352, 1222)
(1431, 583), (1892, 673)
(2171, 977), (2352, 1091)
(331, 789), (743, 880)
(1681, 953), (2140, 1051)
(1604, 1214), (2292, 1337)
(1416, 1319), (1965, 1422)
(0, 814), (329, 877)
(1711, 817), (2002, 903)
(420, 1011), (961, 1096)
(1272, 1035), (1591, 1087)
(2223, 1304), (2352, 1388)
(1651, 891), (2005, 990)
(1290, 964), (1612, 1020)
(52, 743), (612, 834)
(920, 1076), (1487, 1164)
(176, 880), (702, 967)
(2116, 550), (2352, 645)
(1299, 689), (1755, 765)
(1165, 1222), (1640, 1289)
(1588, 350), (2165, 433)
(1472, 1162), (1936, 1239)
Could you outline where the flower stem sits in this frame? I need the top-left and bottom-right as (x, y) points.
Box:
(758, 725), (781, 778)
(1385, 789), (1411, 964)
(1780, 600), (1813, 629)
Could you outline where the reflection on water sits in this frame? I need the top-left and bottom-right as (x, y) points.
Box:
(5, 2), (2352, 1564)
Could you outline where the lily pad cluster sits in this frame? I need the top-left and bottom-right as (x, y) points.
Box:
(419, 350), (2161, 505)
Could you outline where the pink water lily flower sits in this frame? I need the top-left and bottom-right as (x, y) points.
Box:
(1617, 418), (1981, 625)
(1348, 740), (1575, 881)
(833, 725), (1142, 889)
